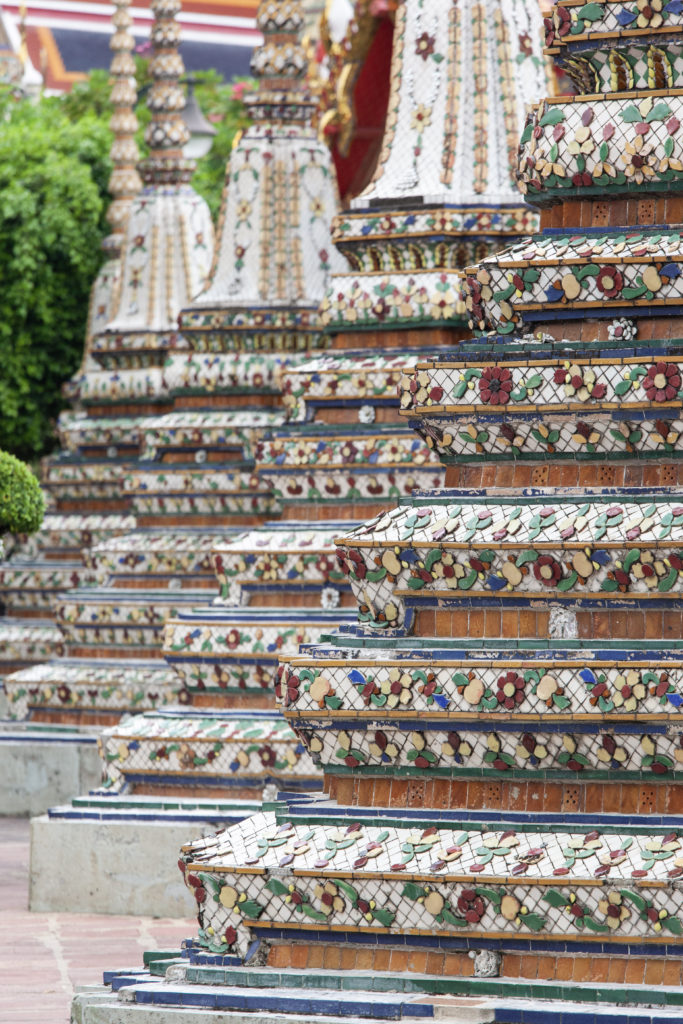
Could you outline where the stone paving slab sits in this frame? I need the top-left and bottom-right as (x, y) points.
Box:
(0, 817), (193, 1023)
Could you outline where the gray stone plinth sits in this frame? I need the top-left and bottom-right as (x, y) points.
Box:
(0, 729), (101, 815)
(30, 816), (206, 916)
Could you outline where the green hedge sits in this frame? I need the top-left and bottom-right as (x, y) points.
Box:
(0, 450), (45, 535)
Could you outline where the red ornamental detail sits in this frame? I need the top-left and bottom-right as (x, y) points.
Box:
(496, 671), (525, 708)
(596, 266), (624, 298)
(644, 362), (681, 402)
(533, 555), (563, 587)
(479, 366), (513, 405)
(456, 888), (486, 923)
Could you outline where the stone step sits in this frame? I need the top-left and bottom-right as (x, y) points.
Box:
(72, 987), (438, 1024)
(143, 962), (683, 1009)
(110, 979), (434, 1018)
(49, 792), (262, 823)
(73, 970), (683, 1022)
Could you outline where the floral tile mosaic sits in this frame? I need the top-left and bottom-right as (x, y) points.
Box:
(163, 613), (353, 695)
(335, 496), (683, 627)
(3, 659), (181, 719)
(101, 712), (318, 788)
(211, 526), (353, 603)
(277, 650), (683, 720)
(86, 530), (227, 577)
(181, 812), (683, 957)
(0, 622), (62, 668)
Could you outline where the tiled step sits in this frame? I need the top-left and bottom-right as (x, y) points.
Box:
(88, 529), (229, 578)
(0, 619), (62, 673)
(140, 962), (683, 1009)
(49, 793), (262, 824)
(108, 979), (434, 1018)
(0, 559), (99, 610)
(55, 587), (207, 650)
(99, 708), (319, 790)
(3, 657), (181, 720)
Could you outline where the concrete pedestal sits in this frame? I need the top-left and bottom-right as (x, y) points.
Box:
(30, 815), (208, 917)
(0, 726), (101, 815)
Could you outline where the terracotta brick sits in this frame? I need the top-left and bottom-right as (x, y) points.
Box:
(289, 945), (309, 969)
(389, 778), (409, 807)
(572, 957), (593, 982)
(407, 780), (427, 807)
(332, 776), (354, 805)
(450, 611), (470, 637)
(432, 778), (452, 808)
(506, 783), (526, 812)
(407, 951), (429, 974)
(485, 608), (502, 637)
(542, 784), (563, 813)
(535, 957), (555, 981)
(666, 785), (683, 814)
(426, 952), (445, 975)
(435, 610), (453, 637)
(624, 958), (646, 985)
(268, 945), (289, 967)
(585, 783), (605, 813)
(607, 958), (627, 983)
(518, 956), (539, 979)
(589, 959), (610, 983)
(500, 610), (518, 638)
(449, 780), (468, 808)
(373, 948), (392, 972)
(323, 946), (343, 970)
(340, 947), (357, 971)
(389, 950), (409, 973)
(644, 959), (665, 986)
(619, 784), (639, 814)
(307, 946), (325, 969)
(444, 952), (472, 977)
(502, 953), (522, 978)
(554, 957), (574, 981)
(525, 782), (544, 809)
(662, 959), (683, 986)
(468, 610), (485, 637)
(373, 777), (392, 808)
(518, 609), (537, 637)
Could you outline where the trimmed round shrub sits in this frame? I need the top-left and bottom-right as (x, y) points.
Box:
(0, 450), (45, 535)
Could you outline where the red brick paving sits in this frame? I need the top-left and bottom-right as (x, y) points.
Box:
(0, 817), (194, 1024)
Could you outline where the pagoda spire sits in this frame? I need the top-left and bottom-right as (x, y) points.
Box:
(320, 0), (551, 334)
(179, 0), (343, 348)
(103, 0), (141, 255)
(99, 0), (214, 359)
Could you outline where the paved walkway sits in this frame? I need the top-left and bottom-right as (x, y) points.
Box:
(0, 817), (194, 1024)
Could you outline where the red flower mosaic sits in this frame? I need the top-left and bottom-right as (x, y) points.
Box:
(496, 671), (526, 709)
(595, 266), (624, 298)
(644, 362), (681, 402)
(479, 366), (513, 405)
(456, 888), (486, 923)
(533, 555), (563, 587)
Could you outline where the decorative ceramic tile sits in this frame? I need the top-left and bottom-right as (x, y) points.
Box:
(3, 660), (180, 719)
(101, 712), (318, 788)
(181, 813), (683, 957)
(336, 497), (683, 627)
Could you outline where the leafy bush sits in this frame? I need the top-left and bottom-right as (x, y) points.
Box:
(0, 450), (45, 534)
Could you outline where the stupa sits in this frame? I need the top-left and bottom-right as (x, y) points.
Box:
(25, 0), (346, 913)
(152, 0), (550, 739)
(1, 0), (215, 735)
(0, 0), (142, 702)
(134, 0), (683, 1016)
